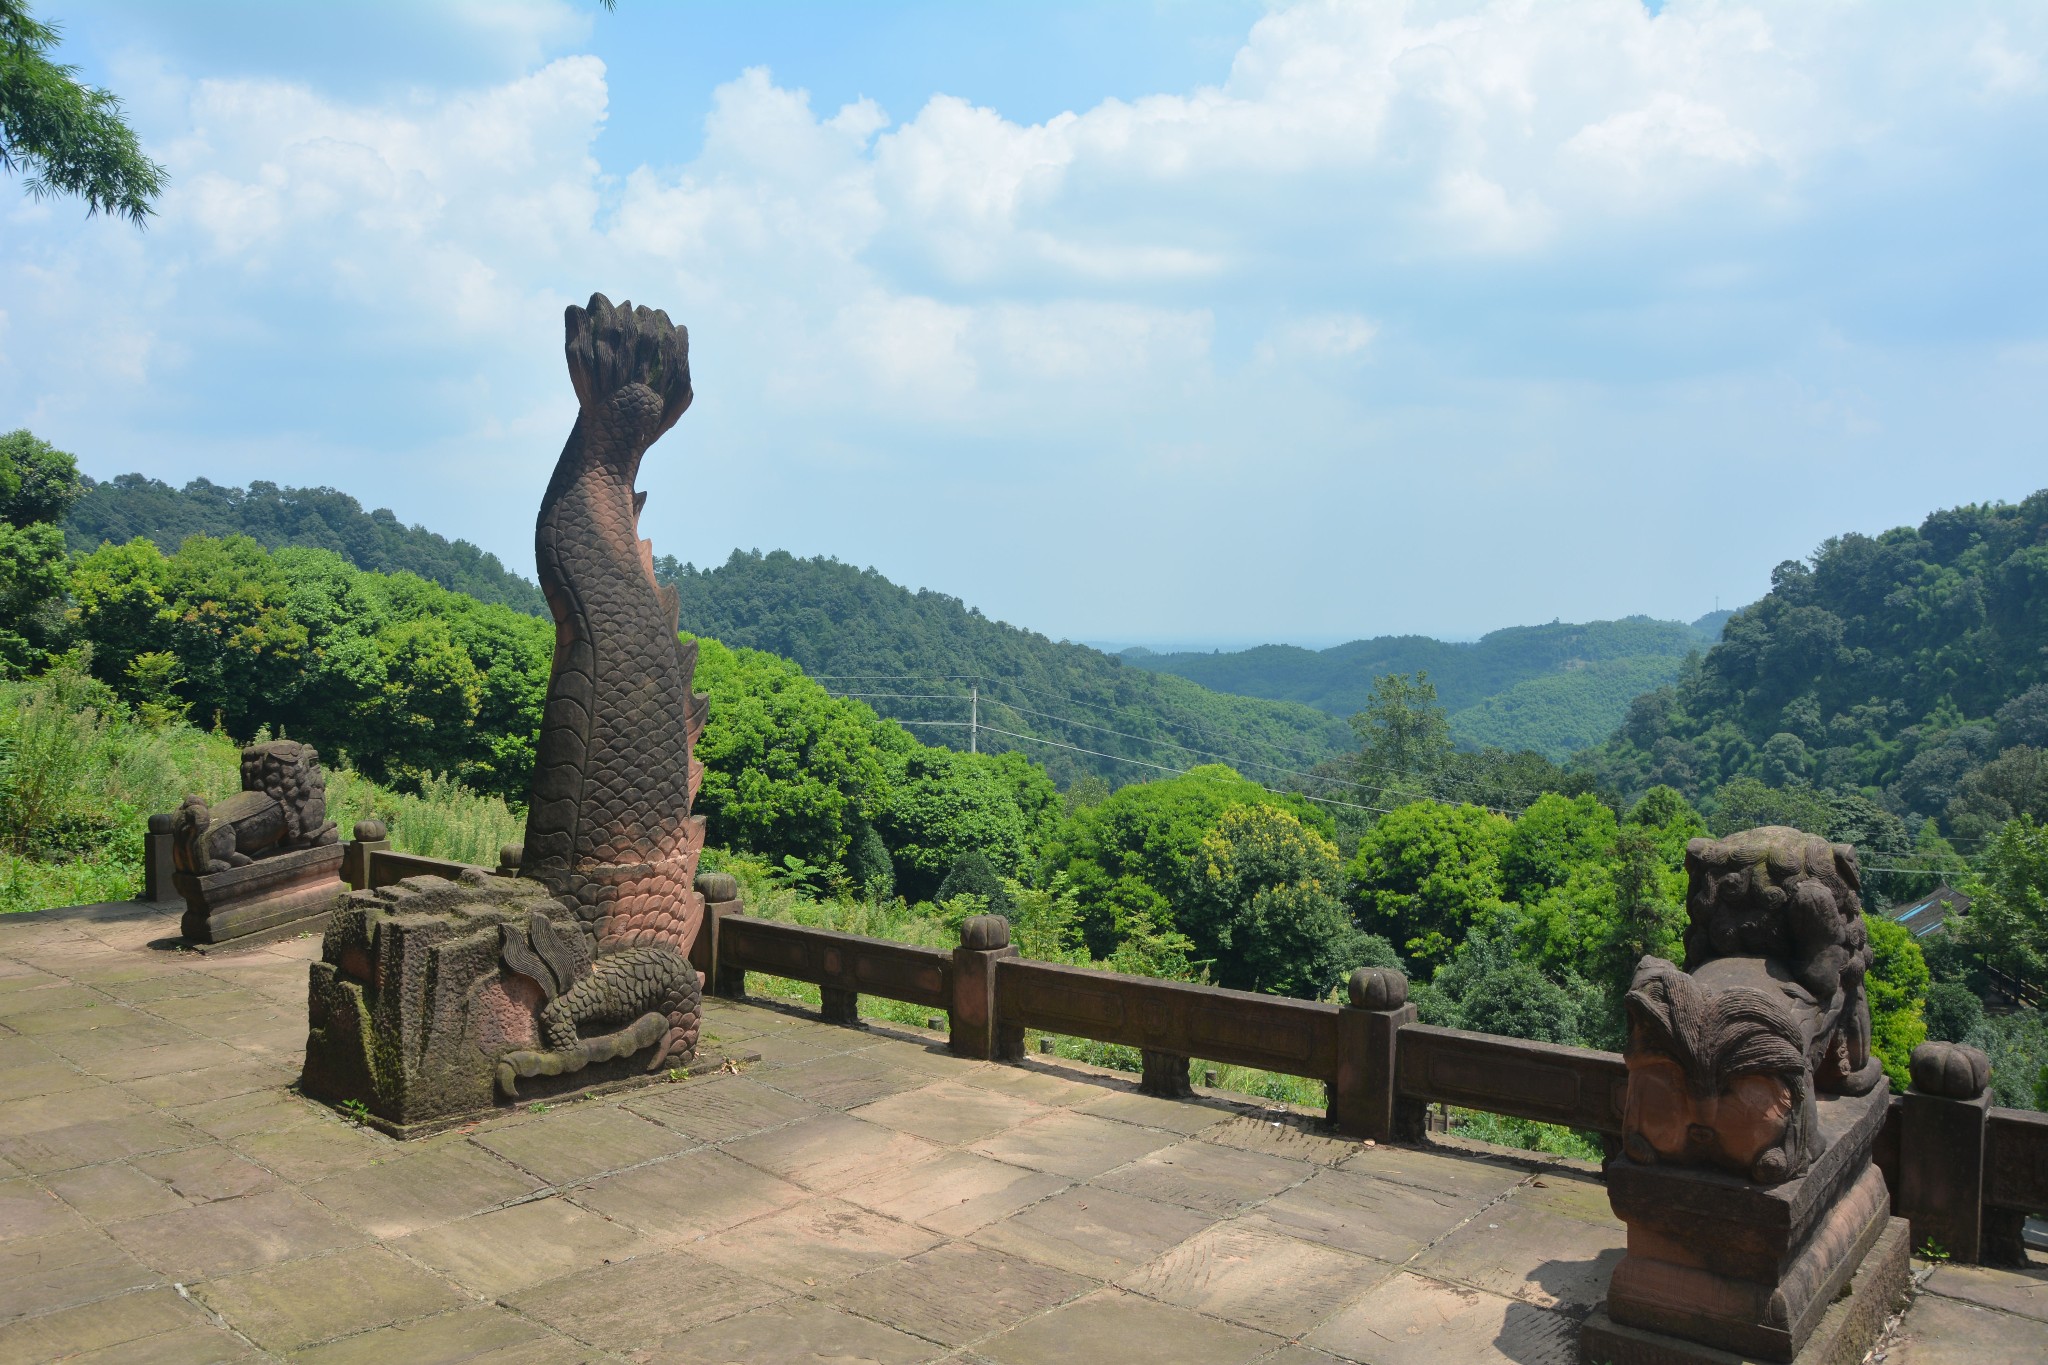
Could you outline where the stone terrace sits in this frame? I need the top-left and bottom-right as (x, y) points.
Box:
(1, 905), (2043, 1364)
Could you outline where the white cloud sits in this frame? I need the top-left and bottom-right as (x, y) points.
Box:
(4, 0), (2045, 640)
(1258, 314), (1379, 365)
(1973, 23), (2043, 96)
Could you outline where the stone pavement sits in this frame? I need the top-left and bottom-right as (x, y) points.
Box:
(1, 905), (2043, 1364)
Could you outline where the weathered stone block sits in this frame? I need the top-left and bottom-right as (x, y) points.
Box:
(1601, 1085), (1892, 1361)
(1582, 1215), (1911, 1365)
(302, 870), (708, 1136)
(176, 843), (344, 946)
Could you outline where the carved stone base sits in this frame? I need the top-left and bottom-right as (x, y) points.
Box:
(1599, 1086), (1894, 1361)
(176, 842), (344, 946)
(1581, 1216), (1910, 1365)
(301, 870), (705, 1135)
(343, 1044), (755, 1140)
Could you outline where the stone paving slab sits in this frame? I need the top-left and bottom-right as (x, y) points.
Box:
(473, 1102), (693, 1185)
(968, 1184), (1220, 1279)
(502, 1246), (786, 1354)
(1116, 1220), (1390, 1337)
(836, 1150), (1070, 1237)
(569, 1145), (809, 1239)
(693, 1196), (945, 1290)
(1919, 1260), (2048, 1322)
(967, 1107), (1182, 1178)
(0, 901), (2014, 1362)
(823, 1240), (1094, 1347)
(1306, 1269), (1583, 1364)
(1882, 1288), (2048, 1363)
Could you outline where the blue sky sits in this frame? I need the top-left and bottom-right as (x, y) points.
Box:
(6, 1), (2045, 647)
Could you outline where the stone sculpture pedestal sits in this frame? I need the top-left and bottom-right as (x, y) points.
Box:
(177, 842), (345, 949)
(1582, 1084), (1910, 1363)
(303, 870), (740, 1137)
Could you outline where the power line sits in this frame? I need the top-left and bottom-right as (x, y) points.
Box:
(977, 672), (1569, 805)
(817, 669), (1378, 784)
(816, 670), (2000, 853)
(984, 671), (1578, 802)
(822, 672), (1530, 812)
(972, 696), (1516, 816)
(976, 725), (1402, 816)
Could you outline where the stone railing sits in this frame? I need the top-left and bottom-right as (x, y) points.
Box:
(334, 835), (2045, 1266)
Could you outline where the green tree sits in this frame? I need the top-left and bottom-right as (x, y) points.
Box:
(1346, 799), (1511, 969)
(1957, 815), (2048, 989)
(1595, 825), (1686, 1020)
(1048, 764), (1331, 958)
(936, 849), (1013, 918)
(846, 822), (893, 898)
(1863, 912), (1929, 1089)
(876, 744), (1057, 901)
(0, 519), (68, 673)
(1624, 785), (1710, 863)
(691, 637), (891, 870)
(1457, 960), (1579, 1044)
(1, 2), (165, 222)
(0, 430), (84, 673)
(1187, 802), (1375, 997)
(1349, 671), (1452, 802)
(1500, 793), (1617, 905)
(0, 429), (83, 526)
(66, 534), (553, 799)
(1419, 923), (1585, 1046)
(1709, 776), (1834, 837)
(1923, 981), (1983, 1043)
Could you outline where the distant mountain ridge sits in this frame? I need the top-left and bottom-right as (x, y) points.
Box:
(1124, 614), (1729, 759)
(65, 474), (547, 616)
(656, 549), (1356, 788)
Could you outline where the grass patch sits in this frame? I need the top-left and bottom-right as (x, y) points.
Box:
(1448, 1108), (1605, 1161)
(1, 665), (525, 913)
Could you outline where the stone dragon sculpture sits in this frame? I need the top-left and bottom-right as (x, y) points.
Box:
(499, 293), (709, 1088)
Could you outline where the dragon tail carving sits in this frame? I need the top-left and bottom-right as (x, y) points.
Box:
(513, 293), (708, 1076)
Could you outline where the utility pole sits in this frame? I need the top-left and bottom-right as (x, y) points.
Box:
(970, 685), (978, 754)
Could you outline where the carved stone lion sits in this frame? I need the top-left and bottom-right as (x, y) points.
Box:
(1620, 825), (1879, 1186)
(172, 740), (340, 876)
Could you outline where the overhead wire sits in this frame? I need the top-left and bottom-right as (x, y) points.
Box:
(833, 686), (1513, 818)
(817, 670), (1536, 812)
(813, 670), (1996, 864)
(974, 725), (1402, 816)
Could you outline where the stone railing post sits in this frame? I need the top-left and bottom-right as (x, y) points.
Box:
(950, 915), (1022, 1061)
(1141, 1048), (1194, 1099)
(1900, 1041), (1993, 1264)
(691, 872), (746, 999)
(142, 813), (179, 905)
(340, 820), (390, 892)
(1331, 966), (1420, 1140)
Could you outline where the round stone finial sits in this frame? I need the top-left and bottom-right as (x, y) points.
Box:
(353, 819), (388, 842)
(960, 915), (1011, 950)
(1348, 966), (1408, 1010)
(1909, 1041), (1991, 1099)
(694, 871), (740, 904)
(147, 812), (176, 835)
(498, 842), (524, 870)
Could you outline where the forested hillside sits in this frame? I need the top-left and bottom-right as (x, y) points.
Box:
(657, 549), (1355, 788)
(1126, 615), (1725, 759)
(10, 428), (2044, 1122)
(65, 474), (547, 615)
(1581, 488), (2048, 850)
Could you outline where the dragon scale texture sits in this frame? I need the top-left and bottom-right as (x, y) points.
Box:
(519, 293), (708, 1068)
